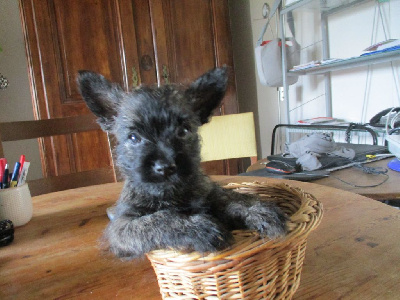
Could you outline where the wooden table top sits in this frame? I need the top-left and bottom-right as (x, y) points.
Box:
(247, 157), (400, 201)
(1, 176), (400, 299)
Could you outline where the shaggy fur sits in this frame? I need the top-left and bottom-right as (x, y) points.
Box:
(77, 67), (286, 259)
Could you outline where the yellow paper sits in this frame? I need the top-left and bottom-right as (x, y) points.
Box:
(199, 112), (257, 162)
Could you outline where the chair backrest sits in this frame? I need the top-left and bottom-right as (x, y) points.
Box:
(0, 114), (117, 196)
(271, 123), (379, 155)
(199, 112), (258, 164)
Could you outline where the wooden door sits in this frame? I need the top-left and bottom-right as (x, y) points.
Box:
(19, 0), (240, 177)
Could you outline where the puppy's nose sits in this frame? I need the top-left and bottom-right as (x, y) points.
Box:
(153, 161), (177, 177)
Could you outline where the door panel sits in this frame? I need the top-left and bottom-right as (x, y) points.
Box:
(20, 0), (127, 176)
(151, 0), (240, 175)
(131, 0), (158, 85)
(52, 0), (122, 103)
(166, 1), (216, 82)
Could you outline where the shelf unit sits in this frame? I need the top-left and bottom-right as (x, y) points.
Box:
(279, 0), (400, 123)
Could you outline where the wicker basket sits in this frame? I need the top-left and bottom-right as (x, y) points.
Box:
(147, 182), (323, 300)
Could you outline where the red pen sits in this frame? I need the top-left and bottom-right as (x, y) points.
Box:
(0, 158), (7, 183)
(19, 155), (25, 175)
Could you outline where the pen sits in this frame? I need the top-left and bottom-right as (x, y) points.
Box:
(17, 161), (30, 187)
(0, 158), (6, 183)
(19, 155), (25, 175)
(0, 159), (4, 188)
(366, 154), (394, 159)
(10, 162), (21, 188)
(2, 164), (9, 189)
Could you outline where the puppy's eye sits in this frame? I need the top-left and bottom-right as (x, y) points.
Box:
(128, 133), (142, 144)
(177, 126), (190, 138)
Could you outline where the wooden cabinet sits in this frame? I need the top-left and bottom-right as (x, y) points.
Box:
(19, 0), (239, 177)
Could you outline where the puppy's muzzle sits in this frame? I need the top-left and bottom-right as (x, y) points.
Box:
(153, 161), (177, 178)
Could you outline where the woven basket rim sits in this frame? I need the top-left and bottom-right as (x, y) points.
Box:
(147, 181), (323, 265)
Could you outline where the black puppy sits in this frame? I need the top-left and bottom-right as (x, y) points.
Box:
(77, 67), (286, 259)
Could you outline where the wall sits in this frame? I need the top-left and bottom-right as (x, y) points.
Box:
(329, 1), (400, 124)
(229, 0), (282, 158)
(228, 1), (261, 158)
(0, 1), (42, 180)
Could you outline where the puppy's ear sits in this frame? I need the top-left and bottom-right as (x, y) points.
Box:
(186, 67), (228, 124)
(77, 71), (123, 131)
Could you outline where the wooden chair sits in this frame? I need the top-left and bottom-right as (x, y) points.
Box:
(0, 114), (117, 196)
(199, 112), (258, 165)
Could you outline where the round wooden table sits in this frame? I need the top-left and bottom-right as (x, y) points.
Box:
(1, 176), (400, 299)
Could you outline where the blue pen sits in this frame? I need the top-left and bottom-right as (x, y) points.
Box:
(2, 164), (9, 189)
(10, 162), (21, 188)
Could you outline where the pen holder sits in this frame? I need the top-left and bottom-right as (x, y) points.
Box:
(0, 184), (33, 227)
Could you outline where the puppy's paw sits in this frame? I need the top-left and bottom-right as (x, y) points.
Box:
(245, 202), (287, 239)
(189, 214), (233, 253)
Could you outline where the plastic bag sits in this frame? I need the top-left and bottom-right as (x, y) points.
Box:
(255, 37), (300, 87)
